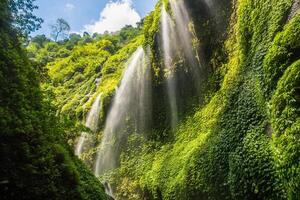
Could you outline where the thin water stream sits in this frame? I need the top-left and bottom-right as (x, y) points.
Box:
(161, 0), (202, 130)
(75, 94), (102, 157)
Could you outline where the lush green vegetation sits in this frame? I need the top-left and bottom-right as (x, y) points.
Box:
(0, 0), (107, 199)
(1, 0), (299, 199)
(106, 0), (299, 199)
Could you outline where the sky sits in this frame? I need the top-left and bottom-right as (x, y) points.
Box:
(32, 0), (157, 37)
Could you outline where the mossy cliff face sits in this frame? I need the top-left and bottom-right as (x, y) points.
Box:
(110, 0), (300, 199)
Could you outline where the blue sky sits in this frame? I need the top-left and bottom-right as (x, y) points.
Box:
(33, 0), (157, 37)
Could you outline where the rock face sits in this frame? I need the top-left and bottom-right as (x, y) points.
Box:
(289, 0), (300, 20)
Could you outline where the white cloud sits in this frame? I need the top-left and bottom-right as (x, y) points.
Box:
(84, 0), (141, 34)
(65, 3), (75, 11)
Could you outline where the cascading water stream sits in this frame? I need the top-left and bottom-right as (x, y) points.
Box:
(161, 5), (179, 130)
(75, 94), (102, 157)
(95, 47), (151, 176)
(103, 181), (115, 199)
(161, 0), (203, 130)
(169, 0), (201, 69)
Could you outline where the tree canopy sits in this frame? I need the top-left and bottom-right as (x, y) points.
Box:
(8, 0), (43, 35)
(51, 18), (70, 42)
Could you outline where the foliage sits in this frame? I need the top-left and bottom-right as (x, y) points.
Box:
(0, 1), (107, 199)
(8, 0), (43, 36)
(270, 60), (300, 198)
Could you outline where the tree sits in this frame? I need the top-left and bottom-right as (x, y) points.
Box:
(31, 34), (50, 47)
(50, 18), (70, 42)
(65, 33), (81, 50)
(83, 31), (90, 37)
(69, 33), (81, 44)
(136, 18), (145, 29)
(8, 0), (43, 36)
(79, 32), (93, 45)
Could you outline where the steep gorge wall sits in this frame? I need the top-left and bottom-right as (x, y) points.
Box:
(110, 0), (300, 199)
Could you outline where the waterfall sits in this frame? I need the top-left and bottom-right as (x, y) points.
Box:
(103, 181), (115, 199)
(95, 47), (151, 176)
(161, 5), (179, 130)
(75, 94), (102, 157)
(161, 0), (202, 130)
(169, 0), (200, 68)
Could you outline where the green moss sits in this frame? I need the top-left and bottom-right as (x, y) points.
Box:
(264, 14), (300, 93)
(228, 125), (284, 199)
(270, 60), (300, 198)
